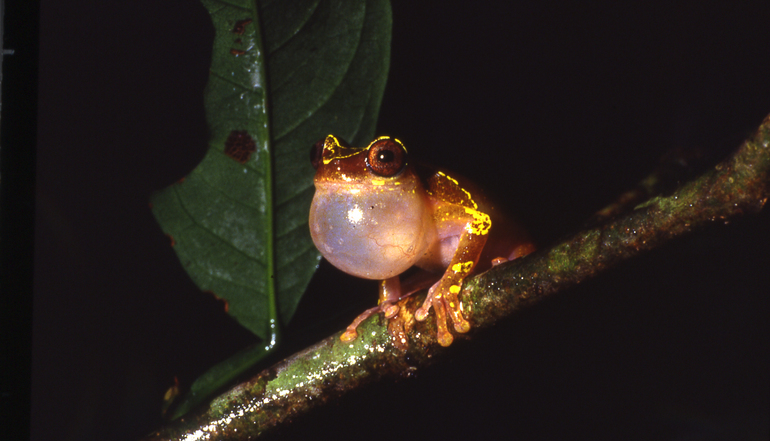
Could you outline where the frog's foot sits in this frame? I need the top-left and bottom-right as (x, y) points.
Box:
(339, 301), (403, 343)
(510, 243), (536, 260)
(340, 305), (380, 343)
(414, 281), (470, 346)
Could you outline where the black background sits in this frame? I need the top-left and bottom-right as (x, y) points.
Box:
(27, 1), (770, 440)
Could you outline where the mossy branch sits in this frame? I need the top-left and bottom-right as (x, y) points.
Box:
(142, 114), (770, 441)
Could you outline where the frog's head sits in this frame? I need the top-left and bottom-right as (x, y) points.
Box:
(310, 134), (411, 185)
(308, 135), (434, 280)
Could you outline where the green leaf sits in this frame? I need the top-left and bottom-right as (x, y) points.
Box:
(151, 0), (390, 417)
(151, 0), (391, 339)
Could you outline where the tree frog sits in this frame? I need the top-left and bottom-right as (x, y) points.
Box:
(309, 135), (534, 346)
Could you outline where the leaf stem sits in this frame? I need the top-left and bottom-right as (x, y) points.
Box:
(249, 0), (280, 348)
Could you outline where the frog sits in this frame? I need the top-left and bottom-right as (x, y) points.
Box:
(309, 135), (534, 347)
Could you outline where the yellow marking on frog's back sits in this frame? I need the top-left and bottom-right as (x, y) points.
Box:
(434, 171), (478, 210)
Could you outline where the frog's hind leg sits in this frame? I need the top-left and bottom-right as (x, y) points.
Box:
(508, 243), (536, 261)
(400, 269), (442, 299)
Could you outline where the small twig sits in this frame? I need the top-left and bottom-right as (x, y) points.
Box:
(587, 147), (704, 225)
(142, 115), (770, 441)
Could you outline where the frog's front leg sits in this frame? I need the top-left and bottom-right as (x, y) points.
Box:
(340, 277), (402, 342)
(415, 206), (490, 346)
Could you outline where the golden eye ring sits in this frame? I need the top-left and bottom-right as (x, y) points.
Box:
(366, 138), (407, 177)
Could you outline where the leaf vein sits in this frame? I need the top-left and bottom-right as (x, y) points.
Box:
(173, 184), (266, 264)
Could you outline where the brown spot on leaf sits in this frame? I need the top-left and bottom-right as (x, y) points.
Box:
(232, 19), (252, 35)
(230, 48), (246, 56)
(205, 290), (230, 313)
(224, 130), (256, 164)
(167, 235), (175, 247)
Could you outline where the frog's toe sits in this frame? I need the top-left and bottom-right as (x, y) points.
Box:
(414, 294), (433, 321)
(340, 328), (358, 342)
(382, 302), (399, 319)
(453, 319), (470, 333)
(442, 287), (470, 333)
(491, 257), (508, 266)
(437, 329), (454, 346)
(340, 305), (380, 343)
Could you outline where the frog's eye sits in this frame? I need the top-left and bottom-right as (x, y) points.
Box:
(366, 138), (407, 177)
(310, 138), (325, 170)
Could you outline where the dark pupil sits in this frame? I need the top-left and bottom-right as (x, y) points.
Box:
(377, 150), (394, 163)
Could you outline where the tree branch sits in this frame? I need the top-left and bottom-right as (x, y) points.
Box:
(142, 114), (770, 441)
